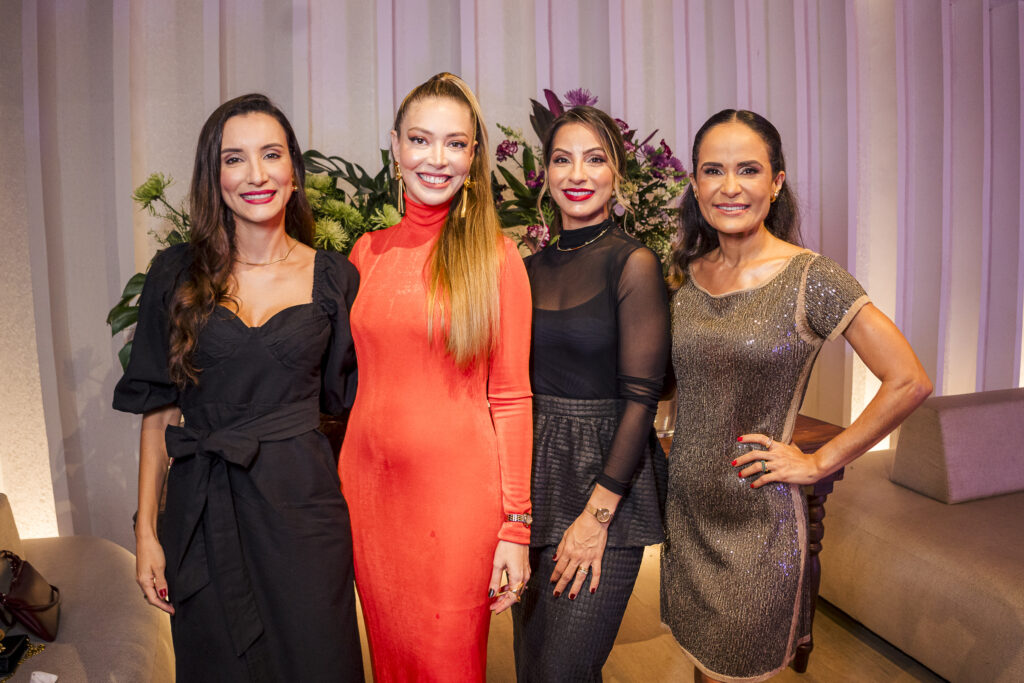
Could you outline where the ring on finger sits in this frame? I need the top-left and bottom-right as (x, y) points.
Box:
(761, 459), (769, 474)
(576, 566), (590, 575)
(766, 437), (774, 450)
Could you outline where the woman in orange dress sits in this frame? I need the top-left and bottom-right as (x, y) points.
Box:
(338, 72), (533, 681)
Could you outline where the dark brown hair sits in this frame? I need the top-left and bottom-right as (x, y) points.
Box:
(537, 105), (628, 233)
(668, 109), (801, 289)
(168, 93), (314, 386)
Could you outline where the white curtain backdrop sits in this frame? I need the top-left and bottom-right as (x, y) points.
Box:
(2, 0), (1023, 546)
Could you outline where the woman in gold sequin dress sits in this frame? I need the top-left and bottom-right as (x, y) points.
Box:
(661, 110), (932, 682)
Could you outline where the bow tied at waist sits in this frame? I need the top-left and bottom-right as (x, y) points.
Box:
(162, 397), (321, 657)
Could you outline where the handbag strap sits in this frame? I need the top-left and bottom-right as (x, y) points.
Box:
(0, 585), (59, 612)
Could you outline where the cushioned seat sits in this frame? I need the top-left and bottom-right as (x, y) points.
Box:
(0, 494), (173, 681)
(819, 448), (1024, 682)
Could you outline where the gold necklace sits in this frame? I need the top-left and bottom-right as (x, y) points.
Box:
(555, 224), (612, 252)
(235, 238), (298, 266)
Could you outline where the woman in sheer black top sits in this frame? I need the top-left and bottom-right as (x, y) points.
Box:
(511, 106), (669, 681)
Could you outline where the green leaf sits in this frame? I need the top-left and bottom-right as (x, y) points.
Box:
(118, 341), (133, 370)
(497, 165), (533, 200)
(522, 146), (536, 174)
(107, 304), (139, 335)
(121, 272), (147, 300)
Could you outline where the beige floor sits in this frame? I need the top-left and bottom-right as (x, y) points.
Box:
(358, 545), (943, 682)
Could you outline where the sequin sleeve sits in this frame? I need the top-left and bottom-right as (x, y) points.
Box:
(801, 254), (870, 341)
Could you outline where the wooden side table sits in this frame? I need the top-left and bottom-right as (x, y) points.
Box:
(658, 413), (844, 674)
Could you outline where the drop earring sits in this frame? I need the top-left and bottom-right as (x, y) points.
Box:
(460, 177), (473, 219)
(395, 162), (405, 215)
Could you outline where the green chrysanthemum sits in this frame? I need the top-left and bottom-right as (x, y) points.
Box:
(133, 173), (172, 212)
(314, 217), (349, 252)
(369, 204), (401, 231)
(305, 188), (324, 208)
(321, 199), (366, 230)
(305, 172), (336, 194)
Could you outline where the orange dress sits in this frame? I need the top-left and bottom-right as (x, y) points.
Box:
(339, 196), (533, 681)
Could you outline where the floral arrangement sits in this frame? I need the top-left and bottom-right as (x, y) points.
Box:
(491, 88), (689, 265)
(107, 152), (400, 368)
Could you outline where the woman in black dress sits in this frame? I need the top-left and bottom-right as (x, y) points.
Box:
(113, 94), (363, 681)
(511, 106), (669, 681)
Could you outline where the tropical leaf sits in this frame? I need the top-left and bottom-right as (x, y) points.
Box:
(107, 304), (139, 336)
(118, 341), (133, 370)
(529, 99), (556, 143)
(542, 89), (564, 117)
(120, 272), (147, 300)
(497, 165), (533, 200)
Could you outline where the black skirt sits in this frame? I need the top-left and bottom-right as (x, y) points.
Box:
(529, 394), (666, 548)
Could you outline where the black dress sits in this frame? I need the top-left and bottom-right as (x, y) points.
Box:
(113, 243), (364, 682)
(512, 220), (669, 681)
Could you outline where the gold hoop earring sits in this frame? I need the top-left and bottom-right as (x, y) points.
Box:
(395, 162), (405, 215)
(460, 177), (473, 219)
(770, 190), (779, 203)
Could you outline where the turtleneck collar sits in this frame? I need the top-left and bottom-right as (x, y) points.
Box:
(557, 218), (615, 249)
(402, 194), (451, 233)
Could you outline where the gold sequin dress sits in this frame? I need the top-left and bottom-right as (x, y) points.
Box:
(661, 252), (869, 682)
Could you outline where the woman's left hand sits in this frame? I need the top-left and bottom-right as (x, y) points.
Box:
(733, 434), (824, 488)
(549, 512), (609, 600)
(489, 540), (530, 615)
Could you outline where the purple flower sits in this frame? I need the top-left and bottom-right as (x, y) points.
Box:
(526, 223), (550, 249)
(496, 139), (519, 163)
(659, 139), (673, 157)
(526, 169), (546, 191)
(668, 157), (687, 179)
(564, 88), (598, 107)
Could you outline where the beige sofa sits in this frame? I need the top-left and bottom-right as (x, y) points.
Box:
(819, 388), (1024, 682)
(0, 493), (173, 681)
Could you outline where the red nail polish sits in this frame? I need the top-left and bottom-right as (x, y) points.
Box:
(731, 460), (737, 466)
(590, 587), (596, 594)
(738, 473), (743, 478)
(158, 588), (167, 600)
(553, 590), (561, 598)
(737, 436), (744, 442)
(569, 593), (577, 600)
(750, 483), (755, 488)
(552, 554), (557, 561)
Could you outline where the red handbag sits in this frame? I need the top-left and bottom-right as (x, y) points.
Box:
(0, 550), (60, 642)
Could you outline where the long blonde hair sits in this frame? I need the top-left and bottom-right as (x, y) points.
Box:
(393, 73), (504, 368)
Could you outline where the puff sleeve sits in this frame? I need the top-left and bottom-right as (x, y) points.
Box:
(802, 254), (870, 341)
(112, 244), (190, 414)
(317, 250), (360, 416)
(489, 238), (534, 544)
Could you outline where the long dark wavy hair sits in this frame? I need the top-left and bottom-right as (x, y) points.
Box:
(168, 93), (314, 386)
(536, 105), (628, 234)
(668, 109), (801, 289)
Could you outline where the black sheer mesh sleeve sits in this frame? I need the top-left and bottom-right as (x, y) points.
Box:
(594, 247), (669, 495)
(527, 222), (670, 496)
